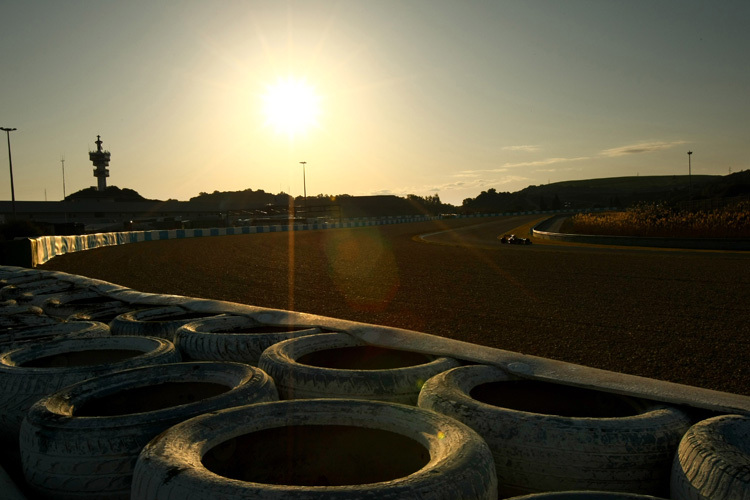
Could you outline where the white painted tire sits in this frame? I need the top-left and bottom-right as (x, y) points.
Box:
(40, 289), (126, 319)
(0, 335), (180, 442)
(175, 314), (322, 365)
(132, 398), (498, 500)
(0, 278), (60, 300)
(2, 279), (79, 304)
(670, 414), (750, 500)
(20, 361), (277, 500)
(0, 302), (39, 315)
(0, 304), (60, 330)
(67, 303), (147, 325)
(258, 332), (460, 405)
(418, 364), (691, 498)
(0, 320), (110, 351)
(0, 272), (53, 287)
(109, 306), (222, 341)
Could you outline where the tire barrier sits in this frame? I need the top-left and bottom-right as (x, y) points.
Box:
(67, 303), (148, 325)
(131, 398), (498, 500)
(40, 289), (126, 319)
(258, 332), (460, 405)
(0, 265), (749, 499)
(0, 278), (79, 303)
(0, 335), (180, 442)
(175, 314), (323, 365)
(0, 320), (110, 351)
(418, 364), (691, 498)
(507, 493), (667, 499)
(0, 273), (58, 292)
(20, 361), (277, 500)
(0, 272), (53, 287)
(670, 414), (750, 500)
(109, 306), (224, 342)
(0, 303), (60, 331)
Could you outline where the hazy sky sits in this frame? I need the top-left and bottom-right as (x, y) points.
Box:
(2, 1), (748, 205)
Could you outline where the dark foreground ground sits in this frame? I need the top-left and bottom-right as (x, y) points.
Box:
(40, 217), (750, 396)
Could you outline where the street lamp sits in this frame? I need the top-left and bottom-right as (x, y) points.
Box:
(688, 151), (693, 210)
(300, 161), (307, 215)
(1, 127), (17, 218)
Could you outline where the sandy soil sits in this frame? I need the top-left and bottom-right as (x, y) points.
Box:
(40, 217), (750, 396)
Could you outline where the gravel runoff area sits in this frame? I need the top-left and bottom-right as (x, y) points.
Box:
(40, 216), (750, 397)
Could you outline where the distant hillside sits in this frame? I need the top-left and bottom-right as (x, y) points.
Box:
(63, 170), (750, 216)
(321, 195), (447, 218)
(65, 186), (159, 202)
(461, 171), (750, 212)
(189, 188), (292, 208)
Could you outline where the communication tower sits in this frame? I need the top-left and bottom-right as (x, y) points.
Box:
(89, 135), (111, 191)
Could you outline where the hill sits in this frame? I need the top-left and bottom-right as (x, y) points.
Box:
(65, 186), (159, 203)
(63, 171), (750, 216)
(461, 171), (750, 213)
(189, 188), (292, 207)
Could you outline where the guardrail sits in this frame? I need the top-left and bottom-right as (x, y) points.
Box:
(532, 215), (750, 251)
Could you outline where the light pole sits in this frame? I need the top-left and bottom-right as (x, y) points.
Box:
(61, 155), (67, 200)
(300, 161), (307, 216)
(1, 127), (17, 218)
(688, 151), (693, 210)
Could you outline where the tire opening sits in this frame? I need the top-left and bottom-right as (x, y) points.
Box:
(202, 425), (430, 486)
(470, 380), (641, 418)
(73, 381), (231, 416)
(297, 346), (432, 370)
(21, 349), (145, 368)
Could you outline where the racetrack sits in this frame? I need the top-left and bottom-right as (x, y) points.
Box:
(40, 216), (750, 396)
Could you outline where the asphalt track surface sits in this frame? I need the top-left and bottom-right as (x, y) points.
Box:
(40, 216), (750, 396)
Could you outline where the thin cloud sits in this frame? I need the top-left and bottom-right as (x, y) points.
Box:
(502, 145), (540, 153)
(371, 189), (396, 196)
(601, 140), (686, 157)
(459, 156), (590, 175)
(453, 171), (485, 178)
(505, 157), (590, 169)
(436, 176), (529, 191)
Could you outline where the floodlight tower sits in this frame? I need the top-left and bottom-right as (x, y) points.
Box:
(688, 151), (693, 210)
(89, 135), (111, 191)
(300, 161), (307, 213)
(0, 127), (16, 217)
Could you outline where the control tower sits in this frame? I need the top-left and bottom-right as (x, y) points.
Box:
(89, 135), (111, 191)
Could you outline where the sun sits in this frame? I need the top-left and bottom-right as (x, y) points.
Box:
(262, 77), (321, 137)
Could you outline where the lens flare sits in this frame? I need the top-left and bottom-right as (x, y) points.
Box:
(324, 228), (400, 312)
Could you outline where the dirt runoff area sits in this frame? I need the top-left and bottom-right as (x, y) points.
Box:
(40, 217), (750, 396)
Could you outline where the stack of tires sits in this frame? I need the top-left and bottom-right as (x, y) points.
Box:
(257, 331), (460, 404)
(129, 327), (497, 499)
(0, 268), (493, 500)
(1, 266), (749, 500)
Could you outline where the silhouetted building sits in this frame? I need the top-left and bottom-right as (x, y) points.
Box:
(89, 135), (111, 192)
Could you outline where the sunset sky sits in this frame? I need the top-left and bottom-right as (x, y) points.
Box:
(2, 1), (748, 206)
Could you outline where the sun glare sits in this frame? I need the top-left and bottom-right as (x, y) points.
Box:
(262, 77), (321, 137)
